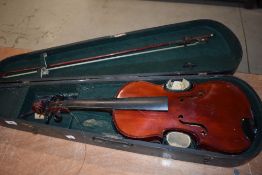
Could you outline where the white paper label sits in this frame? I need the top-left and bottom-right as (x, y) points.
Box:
(113, 33), (126, 38)
(34, 113), (45, 120)
(5, 120), (17, 125)
(65, 135), (76, 140)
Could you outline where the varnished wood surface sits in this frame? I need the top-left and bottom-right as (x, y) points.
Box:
(115, 81), (252, 153)
(0, 47), (261, 175)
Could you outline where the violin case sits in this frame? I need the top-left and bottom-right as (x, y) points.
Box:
(0, 19), (261, 167)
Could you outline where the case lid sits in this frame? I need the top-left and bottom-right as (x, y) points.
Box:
(0, 19), (242, 81)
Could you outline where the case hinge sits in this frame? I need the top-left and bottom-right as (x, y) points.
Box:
(40, 52), (49, 78)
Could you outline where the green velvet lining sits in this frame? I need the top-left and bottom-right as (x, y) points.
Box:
(0, 76), (258, 139)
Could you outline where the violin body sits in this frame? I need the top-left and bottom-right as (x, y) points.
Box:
(113, 81), (253, 154)
(32, 80), (253, 154)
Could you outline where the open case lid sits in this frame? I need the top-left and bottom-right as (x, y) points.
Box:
(0, 19), (242, 81)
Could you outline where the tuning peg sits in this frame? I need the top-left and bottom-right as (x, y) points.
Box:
(45, 114), (53, 124)
(53, 111), (63, 123)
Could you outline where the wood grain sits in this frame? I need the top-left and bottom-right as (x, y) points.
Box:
(0, 47), (261, 175)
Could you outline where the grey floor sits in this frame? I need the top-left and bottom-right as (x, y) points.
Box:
(0, 0), (261, 74)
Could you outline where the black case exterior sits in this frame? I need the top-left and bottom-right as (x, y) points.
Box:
(0, 20), (261, 167)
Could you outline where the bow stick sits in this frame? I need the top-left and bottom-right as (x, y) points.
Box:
(0, 33), (214, 79)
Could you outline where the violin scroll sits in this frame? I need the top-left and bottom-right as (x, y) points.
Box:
(32, 95), (68, 124)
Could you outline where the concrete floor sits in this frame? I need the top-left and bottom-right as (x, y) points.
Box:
(0, 0), (261, 73)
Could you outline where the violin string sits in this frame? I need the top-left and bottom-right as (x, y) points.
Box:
(68, 111), (87, 175)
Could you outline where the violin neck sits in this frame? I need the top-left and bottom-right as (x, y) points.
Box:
(51, 97), (168, 111)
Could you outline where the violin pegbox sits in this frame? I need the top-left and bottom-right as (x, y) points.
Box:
(32, 95), (66, 124)
(32, 99), (49, 116)
(165, 79), (192, 92)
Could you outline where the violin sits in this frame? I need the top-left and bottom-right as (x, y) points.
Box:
(32, 80), (254, 154)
